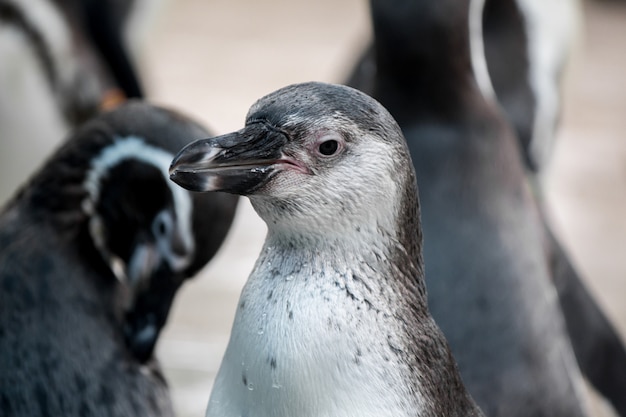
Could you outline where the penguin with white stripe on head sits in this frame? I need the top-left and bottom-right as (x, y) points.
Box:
(0, 101), (238, 416)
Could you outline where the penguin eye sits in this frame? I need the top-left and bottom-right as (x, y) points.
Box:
(157, 220), (167, 235)
(152, 211), (173, 238)
(318, 139), (340, 156)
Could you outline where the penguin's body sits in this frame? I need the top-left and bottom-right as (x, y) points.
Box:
(405, 106), (588, 417)
(0, 0), (146, 205)
(171, 82), (484, 417)
(0, 214), (174, 416)
(353, 0), (626, 413)
(0, 102), (238, 416)
(349, 0), (626, 413)
(480, 0), (581, 171)
(348, 0), (589, 415)
(347, 0), (581, 173)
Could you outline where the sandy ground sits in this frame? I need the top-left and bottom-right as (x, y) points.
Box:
(1, 0), (624, 416)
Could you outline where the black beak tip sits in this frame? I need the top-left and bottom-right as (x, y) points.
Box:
(168, 161), (184, 185)
(169, 145), (201, 185)
(169, 148), (190, 174)
(168, 170), (204, 192)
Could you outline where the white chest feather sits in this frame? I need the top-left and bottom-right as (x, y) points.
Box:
(206, 239), (424, 417)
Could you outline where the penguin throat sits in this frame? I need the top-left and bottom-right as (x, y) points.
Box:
(260, 226), (426, 308)
(207, 226), (430, 417)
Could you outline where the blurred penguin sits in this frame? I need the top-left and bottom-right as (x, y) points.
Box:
(347, 0), (590, 415)
(0, 101), (238, 416)
(0, 0), (160, 205)
(477, 0), (582, 172)
(348, 1), (626, 415)
(347, 0), (582, 174)
(476, 1), (626, 414)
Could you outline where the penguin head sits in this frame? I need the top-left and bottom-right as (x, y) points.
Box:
(170, 82), (419, 248)
(82, 136), (195, 288)
(18, 101), (238, 362)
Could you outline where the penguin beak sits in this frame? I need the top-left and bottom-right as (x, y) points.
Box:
(169, 123), (296, 195)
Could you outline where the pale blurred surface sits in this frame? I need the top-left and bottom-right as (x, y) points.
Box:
(1, 0), (625, 416)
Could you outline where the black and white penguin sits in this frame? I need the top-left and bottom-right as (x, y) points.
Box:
(479, 2), (626, 413)
(348, 0), (626, 415)
(0, 0), (147, 204)
(170, 81), (484, 417)
(477, 0), (581, 172)
(347, 0), (581, 173)
(480, 4), (626, 411)
(348, 0), (590, 416)
(0, 101), (238, 416)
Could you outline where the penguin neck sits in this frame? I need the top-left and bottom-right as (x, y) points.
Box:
(371, 0), (482, 124)
(247, 159), (428, 307)
(257, 222), (428, 313)
(211, 224), (434, 417)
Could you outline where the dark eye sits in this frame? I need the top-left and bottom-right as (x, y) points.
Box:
(156, 218), (167, 235)
(152, 211), (172, 237)
(318, 139), (339, 156)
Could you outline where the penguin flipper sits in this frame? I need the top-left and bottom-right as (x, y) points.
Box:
(547, 226), (626, 416)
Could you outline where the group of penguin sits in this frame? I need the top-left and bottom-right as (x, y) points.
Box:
(0, 0), (624, 416)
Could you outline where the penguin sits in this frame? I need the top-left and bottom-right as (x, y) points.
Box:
(347, 0), (590, 416)
(481, 4), (626, 412)
(478, 0), (581, 172)
(0, 0), (146, 205)
(170, 81), (485, 417)
(0, 101), (238, 416)
(59, 0), (145, 104)
(347, 0), (581, 173)
(0, 0), (145, 125)
(348, 0), (626, 414)
(544, 222), (626, 416)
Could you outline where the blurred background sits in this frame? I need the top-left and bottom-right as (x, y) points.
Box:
(1, 0), (625, 416)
